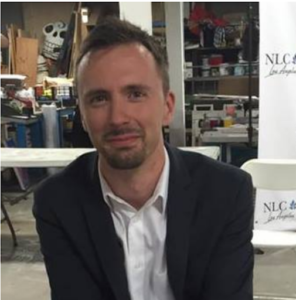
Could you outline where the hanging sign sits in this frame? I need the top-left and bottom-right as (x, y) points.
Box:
(256, 2), (296, 230)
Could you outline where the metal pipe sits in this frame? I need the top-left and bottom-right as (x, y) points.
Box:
(248, 2), (254, 147)
(254, 297), (296, 300)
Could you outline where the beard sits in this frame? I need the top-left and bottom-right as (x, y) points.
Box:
(102, 145), (147, 169)
(99, 126), (147, 170)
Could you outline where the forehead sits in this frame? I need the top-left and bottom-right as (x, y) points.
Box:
(77, 43), (162, 93)
(79, 43), (157, 74)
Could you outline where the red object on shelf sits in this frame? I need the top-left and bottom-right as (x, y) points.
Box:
(209, 54), (223, 66)
(189, 4), (228, 36)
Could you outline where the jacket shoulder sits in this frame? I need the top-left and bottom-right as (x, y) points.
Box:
(34, 151), (97, 208)
(176, 147), (251, 185)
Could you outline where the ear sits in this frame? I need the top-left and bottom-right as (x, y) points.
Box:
(81, 118), (88, 132)
(79, 109), (88, 132)
(77, 103), (88, 132)
(162, 91), (175, 126)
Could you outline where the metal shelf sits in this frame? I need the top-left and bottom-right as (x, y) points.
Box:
(185, 75), (259, 82)
(185, 45), (242, 51)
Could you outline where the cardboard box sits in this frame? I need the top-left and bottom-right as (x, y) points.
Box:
(218, 76), (259, 96)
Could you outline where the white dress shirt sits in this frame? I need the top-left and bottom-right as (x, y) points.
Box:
(99, 149), (174, 300)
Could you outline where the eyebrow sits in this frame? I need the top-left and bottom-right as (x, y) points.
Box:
(121, 84), (151, 93)
(83, 84), (151, 99)
(83, 89), (109, 100)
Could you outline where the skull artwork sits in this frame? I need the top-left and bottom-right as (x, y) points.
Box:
(37, 54), (49, 84)
(42, 21), (68, 60)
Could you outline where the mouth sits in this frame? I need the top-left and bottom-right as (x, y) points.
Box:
(106, 134), (140, 148)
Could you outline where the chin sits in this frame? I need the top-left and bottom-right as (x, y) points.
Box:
(100, 143), (146, 169)
(105, 153), (146, 170)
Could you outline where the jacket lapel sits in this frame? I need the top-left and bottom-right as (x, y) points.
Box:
(166, 146), (203, 300)
(82, 154), (131, 300)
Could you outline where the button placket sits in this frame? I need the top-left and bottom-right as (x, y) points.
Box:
(127, 213), (146, 299)
(129, 214), (144, 265)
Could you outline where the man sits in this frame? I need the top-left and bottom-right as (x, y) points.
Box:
(33, 17), (254, 300)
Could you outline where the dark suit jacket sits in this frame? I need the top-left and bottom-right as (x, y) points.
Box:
(33, 145), (254, 300)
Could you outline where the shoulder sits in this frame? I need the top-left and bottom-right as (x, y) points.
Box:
(169, 145), (250, 185)
(167, 146), (253, 228)
(34, 151), (97, 208)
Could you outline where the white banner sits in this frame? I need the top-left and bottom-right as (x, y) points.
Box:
(256, 2), (296, 230)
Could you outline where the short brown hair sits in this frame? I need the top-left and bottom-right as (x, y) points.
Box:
(76, 17), (170, 94)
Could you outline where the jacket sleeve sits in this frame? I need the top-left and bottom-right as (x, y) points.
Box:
(201, 173), (254, 300)
(33, 187), (104, 300)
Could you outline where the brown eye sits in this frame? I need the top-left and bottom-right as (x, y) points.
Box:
(129, 90), (146, 101)
(90, 94), (108, 105)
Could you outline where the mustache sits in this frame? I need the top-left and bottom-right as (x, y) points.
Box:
(103, 126), (143, 140)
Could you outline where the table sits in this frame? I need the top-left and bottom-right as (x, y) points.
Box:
(1, 146), (220, 168)
(179, 146), (220, 160)
(201, 130), (258, 163)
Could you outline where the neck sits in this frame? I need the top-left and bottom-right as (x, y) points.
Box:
(99, 144), (166, 210)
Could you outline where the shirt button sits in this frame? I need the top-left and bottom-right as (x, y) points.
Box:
(132, 216), (139, 223)
(134, 263), (143, 269)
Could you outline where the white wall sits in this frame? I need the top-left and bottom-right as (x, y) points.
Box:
(119, 2), (152, 34)
(165, 2), (186, 146)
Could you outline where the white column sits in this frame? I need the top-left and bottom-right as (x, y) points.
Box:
(119, 2), (152, 34)
(165, 2), (186, 146)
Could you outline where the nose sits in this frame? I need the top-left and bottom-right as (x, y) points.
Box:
(109, 95), (129, 126)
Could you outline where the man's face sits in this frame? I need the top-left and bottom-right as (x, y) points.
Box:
(77, 43), (175, 170)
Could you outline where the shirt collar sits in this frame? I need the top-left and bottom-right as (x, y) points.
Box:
(98, 147), (170, 215)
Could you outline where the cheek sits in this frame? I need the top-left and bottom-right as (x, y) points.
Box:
(138, 105), (161, 122)
(82, 111), (106, 135)
(142, 109), (165, 133)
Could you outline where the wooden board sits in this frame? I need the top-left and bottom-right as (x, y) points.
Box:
(69, 5), (88, 78)
(15, 37), (39, 87)
(7, 26), (16, 73)
(17, 29), (23, 38)
(68, 11), (79, 78)
(7, 29), (12, 74)
(11, 25), (18, 73)
(17, 29), (30, 38)
(1, 65), (9, 74)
